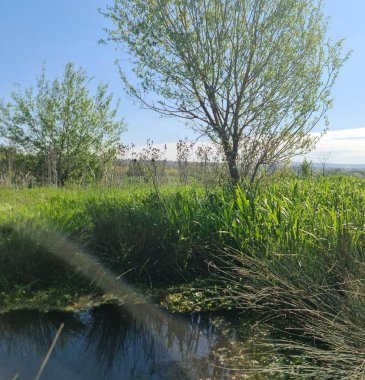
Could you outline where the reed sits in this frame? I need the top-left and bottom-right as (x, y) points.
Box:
(210, 247), (365, 379)
(1, 176), (365, 292)
(2, 177), (365, 376)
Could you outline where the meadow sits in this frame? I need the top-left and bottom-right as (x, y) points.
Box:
(2, 176), (365, 377)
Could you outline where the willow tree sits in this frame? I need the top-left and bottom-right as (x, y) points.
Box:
(103, 0), (347, 183)
(0, 63), (124, 186)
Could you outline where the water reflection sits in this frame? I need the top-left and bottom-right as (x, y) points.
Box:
(0, 305), (276, 380)
(0, 310), (84, 354)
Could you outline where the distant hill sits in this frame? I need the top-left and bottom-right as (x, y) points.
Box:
(293, 162), (365, 170)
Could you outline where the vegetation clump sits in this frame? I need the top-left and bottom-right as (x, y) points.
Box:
(0, 63), (124, 186)
(1, 176), (365, 376)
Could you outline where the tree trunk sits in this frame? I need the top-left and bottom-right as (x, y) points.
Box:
(57, 158), (62, 187)
(225, 149), (240, 185)
(220, 136), (240, 184)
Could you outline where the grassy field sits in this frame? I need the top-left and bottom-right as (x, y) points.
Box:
(2, 177), (365, 376)
(1, 176), (365, 296)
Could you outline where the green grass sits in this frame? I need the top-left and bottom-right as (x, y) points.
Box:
(2, 177), (365, 290)
(2, 177), (365, 376)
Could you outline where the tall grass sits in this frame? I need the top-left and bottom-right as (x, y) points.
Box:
(2, 177), (365, 375)
(1, 177), (365, 287)
(210, 247), (365, 378)
(207, 176), (365, 378)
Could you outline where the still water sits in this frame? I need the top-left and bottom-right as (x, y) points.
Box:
(0, 304), (282, 380)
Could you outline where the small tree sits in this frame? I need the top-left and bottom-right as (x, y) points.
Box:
(318, 150), (332, 176)
(103, 0), (348, 184)
(299, 157), (312, 178)
(0, 63), (124, 186)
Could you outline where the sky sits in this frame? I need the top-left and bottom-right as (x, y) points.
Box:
(1, 0), (365, 163)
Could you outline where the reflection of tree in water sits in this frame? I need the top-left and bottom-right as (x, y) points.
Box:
(0, 310), (84, 355)
(85, 304), (166, 376)
(0, 306), (275, 379)
(86, 304), (238, 379)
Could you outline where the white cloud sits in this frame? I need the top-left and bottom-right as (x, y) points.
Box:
(307, 128), (365, 164)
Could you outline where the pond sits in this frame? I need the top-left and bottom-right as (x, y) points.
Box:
(0, 304), (285, 380)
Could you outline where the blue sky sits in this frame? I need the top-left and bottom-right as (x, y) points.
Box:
(1, 1), (365, 163)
